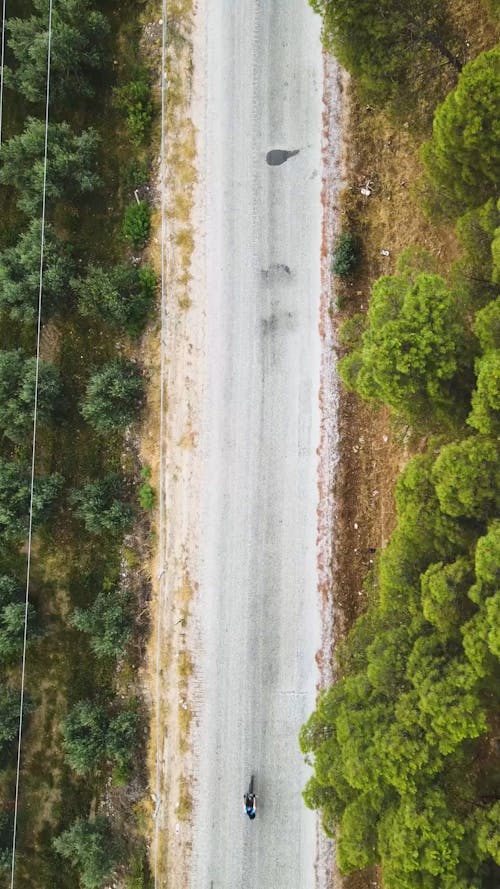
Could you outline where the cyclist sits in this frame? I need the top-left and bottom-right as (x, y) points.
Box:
(243, 792), (257, 820)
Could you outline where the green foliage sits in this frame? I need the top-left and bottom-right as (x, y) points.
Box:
(0, 461), (62, 541)
(53, 816), (120, 889)
(125, 849), (154, 889)
(455, 198), (500, 292)
(74, 263), (156, 336)
(468, 351), (500, 434)
(432, 436), (500, 519)
(338, 312), (365, 349)
(420, 556), (473, 638)
(0, 118), (100, 215)
(0, 350), (60, 443)
(378, 790), (465, 889)
(475, 296), (500, 356)
(62, 701), (108, 776)
(0, 686), (24, 756)
(70, 589), (132, 659)
(70, 472), (134, 536)
(115, 68), (153, 145)
(62, 700), (139, 778)
(123, 201), (151, 249)
(309, 0), (461, 105)
(138, 466), (154, 511)
(421, 47), (500, 218)
(331, 232), (359, 277)
(105, 706), (139, 777)
(338, 271), (475, 429)
(7, 0), (109, 104)
(301, 440), (500, 885)
(81, 359), (144, 432)
(0, 220), (75, 322)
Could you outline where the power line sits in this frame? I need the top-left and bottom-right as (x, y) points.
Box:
(154, 3), (168, 887)
(9, 0), (53, 884)
(0, 0), (6, 145)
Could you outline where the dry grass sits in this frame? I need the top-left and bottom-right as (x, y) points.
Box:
(176, 774), (193, 820)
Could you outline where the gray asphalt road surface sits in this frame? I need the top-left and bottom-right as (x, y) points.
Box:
(192, 3), (324, 887)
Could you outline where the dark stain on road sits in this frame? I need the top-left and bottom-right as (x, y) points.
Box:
(266, 149), (300, 166)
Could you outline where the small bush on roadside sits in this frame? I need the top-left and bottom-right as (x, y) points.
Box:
(138, 465), (155, 511)
(115, 69), (153, 145)
(123, 201), (151, 249)
(332, 232), (359, 277)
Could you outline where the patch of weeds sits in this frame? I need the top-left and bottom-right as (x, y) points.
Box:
(178, 649), (192, 680)
(115, 67), (154, 146)
(123, 201), (151, 249)
(138, 465), (155, 511)
(176, 776), (192, 821)
(125, 846), (154, 889)
(121, 157), (151, 193)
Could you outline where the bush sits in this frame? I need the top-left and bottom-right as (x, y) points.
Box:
(331, 232), (359, 277)
(53, 816), (120, 889)
(123, 201), (151, 249)
(115, 69), (153, 145)
(70, 590), (132, 659)
(81, 359), (144, 433)
(138, 465), (155, 511)
(70, 473), (134, 536)
(75, 263), (156, 336)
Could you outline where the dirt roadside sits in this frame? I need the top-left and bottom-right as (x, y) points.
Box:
(140, 2), (199, 887)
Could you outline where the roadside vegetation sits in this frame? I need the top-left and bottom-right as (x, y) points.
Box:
(303, 3), (500, 889)
(0, 0), (159, 886)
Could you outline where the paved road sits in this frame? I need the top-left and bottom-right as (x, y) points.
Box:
(192, 3), (324, 887)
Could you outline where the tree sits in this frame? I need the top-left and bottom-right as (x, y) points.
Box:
(420, 556), (474, 638)
(432, 436), (500, 520)
(309, 0), (461, 105)
(0, 350), (60, 443)
(475, 802), (500, 866)
(339, 272), (475, 429)
(62, 701), (108, 776)
(74, 263), (156, 335)
(7, 0), (109, 104)
(80, 359), (144, 432)
(70, 473), (134, 536)
(468, 351), (500, 434)
(71, 589), (132, 658)
(106, 706), (139, 777)
(53, 816), (119, 889)
(406, 635), (486, 755)
(0, 118), (100, 215)
(455, 198), (500, 293)
(421, 47), (500, 218)
(0, 460), (63, 541)
(378, 790), (465, 889)
(0, 220), (74, 321)
(474, 296), (500, 353)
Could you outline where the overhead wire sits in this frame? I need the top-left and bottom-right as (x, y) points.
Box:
(9, 0), (53, 885)
(154, 3), (168, 887)
(0, 0), (6, 145)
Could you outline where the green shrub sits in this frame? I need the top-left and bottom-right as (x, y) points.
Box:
(139, 465), (155, 511)
(123, 201), (151, 249)
(332, 233), (359, 277)
(115, 69), (153, 145)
